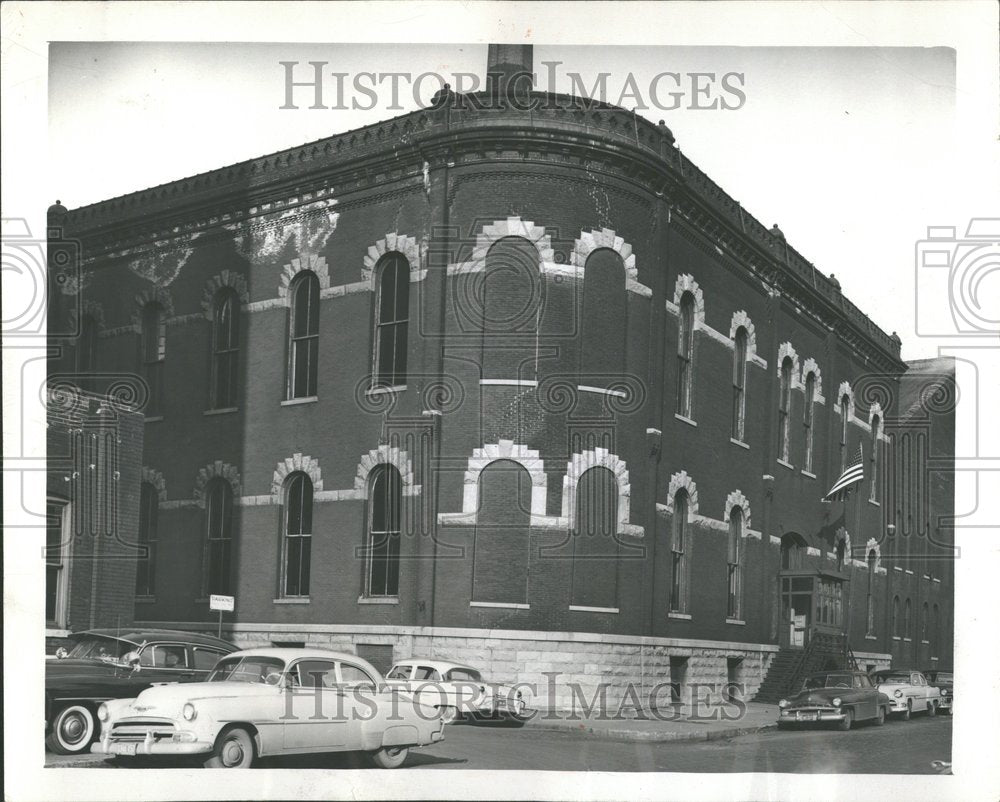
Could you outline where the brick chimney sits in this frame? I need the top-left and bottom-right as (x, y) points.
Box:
(486, 44), (534, 102)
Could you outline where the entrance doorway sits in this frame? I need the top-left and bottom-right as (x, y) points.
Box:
(780, 575), (813, 648)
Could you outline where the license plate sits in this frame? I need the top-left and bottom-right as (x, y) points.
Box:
(112, 742), (138, 756)
(797, 712), (818, 721)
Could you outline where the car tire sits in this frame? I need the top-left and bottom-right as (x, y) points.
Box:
(902, 700), (912, 721)
(437, 705), (459, 725)
(46, 704), (96, 755)
(370, 746), (409, 769)
(204, 726), (256, 769)
(927, 700), (937, 717)
(837, 709), (853, 732)
(875, 706), (886, 726)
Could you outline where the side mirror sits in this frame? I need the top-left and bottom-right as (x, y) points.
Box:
(55, 647), (68, 659)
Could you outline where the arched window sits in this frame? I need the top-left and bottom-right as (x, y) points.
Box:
(481, 237), (541, 380)
(921, 601), (929, 642)
(676, 292), (695, 418)
(892, 595), (900, 637)
(135, 481), (158, 597)
(473, 460), (531, 605)
(840, 394), (851, 471)
(904, 597), (912, 640)
(77, 314), (99, 386)
(373, 255), (409, 388)
(365, 465), (402, 597)
(211, 289), (239, 409)
(581, 250), (626, 385)
(732, 328), (748, 442)
(571, 467), (620, 610)
(140, 303), (164, 415)
(778, 356), (793, 462)
(204, 478), (234, 596)
(669, 490), (689, 612)
(933, 603), (940, 653)
(836, 538), (846, 572)
(780, 533), (806, 571)
(866, 549), (877, 636)
(727, 507), (742, 619)
(869, 415), (881, 502)
(803, 372), (816, 472)
(288, 271), (319, 399)
(281, 472), (313, 597)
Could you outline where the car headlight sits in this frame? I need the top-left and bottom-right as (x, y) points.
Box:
(182, 703), (197, 721)
(894, 690), (903, 698)
(97, 703), (109, 722)
(778, 699), (788, 708)
(832, 698), (842, 707)
(942, 689), (950, 696)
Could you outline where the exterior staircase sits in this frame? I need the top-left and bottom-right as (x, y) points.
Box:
(753, 633), (855, 703)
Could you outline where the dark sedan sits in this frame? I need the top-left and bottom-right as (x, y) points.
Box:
(777, 670), (891, 731)
(45, 628), (235, 754)
(922, 669), (953, 715)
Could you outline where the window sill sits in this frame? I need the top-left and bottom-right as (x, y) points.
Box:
(45, 628), (71, 639)
(135, 595), (157, 604)
(674, 414), (697, 428)
(668, 611), (692, 620)
(868, 499), (881, 507)
(568, 605), (619, 614)
(273, 597), (311, 604)
(729, 438), (749, 450)
(904, 569), (914, 575)
(865, 634), (878, 640)
(776, 458), (795, 471)
(358, 596), (399, 605)
(893, 566), (904, 572)
(801, 470), (817, 479)
(204, 407), (238, 416)
(921, 639), (930, 644)
(903, 638), (912, 643)
(471, 601), (529, 610)
(144, 415), (164, 423)
(281, 396), (318, 406)
(725, 618), (746, 625)
(367, 385), (407, 396)
(892, 636), (901, 641)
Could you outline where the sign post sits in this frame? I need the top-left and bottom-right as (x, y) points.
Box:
(209, 594), (235, 639)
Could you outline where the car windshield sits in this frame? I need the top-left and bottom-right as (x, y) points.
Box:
(207, 656), (286, 684)
(934, 672), (953, 683)
(66, 635), (134, 662)
(446, 668), (483, 683)
(875, 673), (909, 684)
(802, 673), (853, 690)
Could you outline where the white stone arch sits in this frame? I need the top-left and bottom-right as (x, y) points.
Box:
(131, 286), (175, 330)
(729, 311), (757, 359)
(193, 460), (242, 508)
(868, 400), (884, 428)
(801, 357), (823, 398)
(776, 342), (800, 386)
(276, 253), (330, 301)
(68, 300), (106, 332)
(665, 470), (700, 519)
(570, 228), (638, 282)
(837, 380), (856, 420)
(723, 489), (752, 530)
(271, 453), (324, 501)
(865, 537), (882, 573)
(361, 232), (422, 288)
(672, 274), (706, 327)
(461, 440), (547, 518)
(201, 270), (250, 319)
(473, 217), (554, 264)
(354, 444), (416, 498)
(562, 448), (631, 529)
(141, 466), (167, 503)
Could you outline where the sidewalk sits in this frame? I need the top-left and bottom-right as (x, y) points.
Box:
(521, 701), (780, 743)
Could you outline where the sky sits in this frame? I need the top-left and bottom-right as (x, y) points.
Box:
(46, 42), (986, 360)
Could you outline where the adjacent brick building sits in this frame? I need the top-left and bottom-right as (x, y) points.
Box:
(47, 45), (954, 708)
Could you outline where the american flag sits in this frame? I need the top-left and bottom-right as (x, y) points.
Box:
(825, 443), (864, 500)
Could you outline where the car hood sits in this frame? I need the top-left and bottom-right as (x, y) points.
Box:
(46, 658), (122, 682)
(127, 681), (277, 711)
(787, 689), (846, 706)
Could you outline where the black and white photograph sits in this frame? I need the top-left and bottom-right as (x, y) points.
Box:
(3, 2), (998, 800)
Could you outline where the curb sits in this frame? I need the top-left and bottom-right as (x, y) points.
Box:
(45, 754), (116, 769)
(523, 721), (779, 744)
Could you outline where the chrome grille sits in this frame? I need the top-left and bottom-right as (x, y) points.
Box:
(110, 718), (176, 742)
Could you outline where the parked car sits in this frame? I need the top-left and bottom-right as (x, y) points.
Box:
(870, 669), (942, 719)
(385, 658), (526, 724)
(45, 628), (236, 754)
(921, 669), (953, 715)
(777, 670), (891, 731)
(91, 648), (445, 768)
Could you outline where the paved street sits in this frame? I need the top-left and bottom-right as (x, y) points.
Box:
(47, 715), (950, 774)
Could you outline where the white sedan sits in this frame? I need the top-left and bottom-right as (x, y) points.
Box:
(91, 648), (444, 768)
(871, 669), (942, 720)
(385, 659), (526, 724)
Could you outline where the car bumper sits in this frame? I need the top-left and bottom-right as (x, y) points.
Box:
(92, 738), (213, 757)
(887, 699), (910, 712)
(779, 708), (846, 723)
(938, 697), (952, 709)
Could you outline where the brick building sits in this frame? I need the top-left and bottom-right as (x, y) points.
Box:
(47, 45), (954, 708)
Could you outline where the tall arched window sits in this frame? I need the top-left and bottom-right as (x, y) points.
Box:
(933, 603), (940, 653)
(803, 371), (816, 472)
(866, 549), (877, 636)
(481, 237), (541, 380)
(732, 328), (748, 442)
(140, 303), (164, 415)
(840, 394), (851, 471)
(365, 465), (401, 597)
(921, 601), (929, 642)
(282, 472), (313, 597)
(473, 460), (531, 605)
(727, 507), (742, 619)
(581, 250), (626, 384)
(373, 255), (409, 388)
(676, 292), (695, 418)
(892, 595), (900, 637)
(780, 533), (806, 570)
(135, 481), (158, 597)
(211, 289), (239, 409)
(204, 478), (234, 596)
(669, 490), (688, 612)
(778, 356), (793, 462)
(288, 271), (319, 399)
(836, 538), (847, 572)
(904, 597), (912, 639)
(77, 314), (99, 388)
(571, 467), (619, 610)
(869, 415), (881, 502)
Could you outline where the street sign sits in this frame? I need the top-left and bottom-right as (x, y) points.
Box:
(210, 594), (235, 612)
